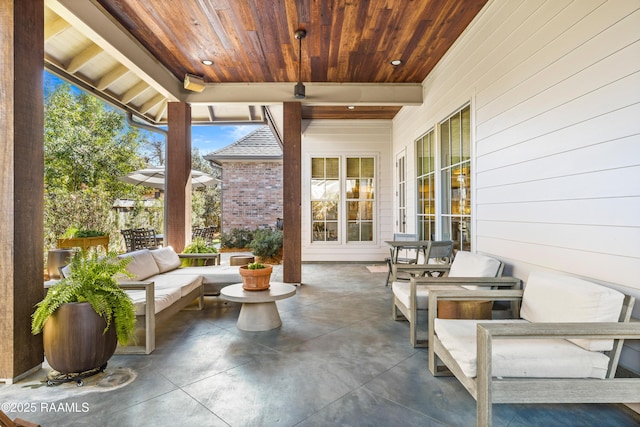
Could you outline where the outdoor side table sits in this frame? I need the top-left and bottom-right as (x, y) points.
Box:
(220, 282), (296, 331)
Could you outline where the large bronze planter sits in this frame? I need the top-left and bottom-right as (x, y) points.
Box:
(43, 302), (117, 374)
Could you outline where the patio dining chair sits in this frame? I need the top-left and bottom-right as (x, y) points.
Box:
(133, 228), (160, 250)
(384, 233), (420, 286)
(121, 229), (136, 252)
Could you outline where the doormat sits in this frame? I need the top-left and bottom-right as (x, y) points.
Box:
(366, 265), (388, 273)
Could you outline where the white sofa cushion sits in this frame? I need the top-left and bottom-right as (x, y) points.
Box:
(435, 318), (611, 379)
(448, 251), (501, 290)
(126, 287), (181, 316)
(150, 247), (181, 273)
(520, 271), (625, 351)
(118, 249), (160, 281)
(149, 273), (202, 298)
(392, 281), (464, 310)
(125, 274), (202, 315)
(164, 265), (241, 285)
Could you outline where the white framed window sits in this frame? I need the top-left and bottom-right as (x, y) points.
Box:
(416, 129), (436, 240)
(346, 157), (375, 242)
(440, 104), (471, 251)
(310, 155), (376, 243)
(396, 151), (407, 233)
(414, 104), (471, 251)
(311, 157), (340, 242)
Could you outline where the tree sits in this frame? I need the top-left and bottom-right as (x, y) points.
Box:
(44, 83), (147, 193)
(191, 148), (221, 229)
(43, 82), (153, 251)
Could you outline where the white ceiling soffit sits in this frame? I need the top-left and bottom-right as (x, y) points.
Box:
(44, 0), (422, 126)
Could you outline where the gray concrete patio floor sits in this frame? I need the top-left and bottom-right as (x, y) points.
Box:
(2, 256), (639, 426)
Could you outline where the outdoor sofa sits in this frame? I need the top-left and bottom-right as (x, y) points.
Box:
(114, 247), (242, 354)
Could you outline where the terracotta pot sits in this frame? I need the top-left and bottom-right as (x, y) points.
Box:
(43, 302), (117, 374)
(239, 264), (272, 291)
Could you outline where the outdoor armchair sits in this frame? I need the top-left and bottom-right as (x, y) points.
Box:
(427, 271), (639, 427)
(391, 250), (520, 347)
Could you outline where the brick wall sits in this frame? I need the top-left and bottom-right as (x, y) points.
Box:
(221, 161), (283, 232)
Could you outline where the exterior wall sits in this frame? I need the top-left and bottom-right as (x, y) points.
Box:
(220, 161), (283, 232)
(301, 120), (393, 262)
(392, 0), (640, 372)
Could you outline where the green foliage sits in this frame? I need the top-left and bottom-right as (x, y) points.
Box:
(44, 82), (147, 194)
(247, 262), (266, 270)
(220, 228), (254, 249)
(249, 229), (283, 258)
(182, 237), (218, 254)
(45, 186), (117, 251)
(62, 227), (107, 238)
(43, 81), (164, 254)
(182, 237), (218, 266)
(32, 251), (136, 345)
(191, 148), (221, 229)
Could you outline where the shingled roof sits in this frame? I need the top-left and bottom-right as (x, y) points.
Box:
(203, 125), (282, 163)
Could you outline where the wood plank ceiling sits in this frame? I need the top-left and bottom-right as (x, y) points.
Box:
(45, 0), (487, 123)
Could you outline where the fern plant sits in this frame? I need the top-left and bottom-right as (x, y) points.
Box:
(32, 250), (136, 345)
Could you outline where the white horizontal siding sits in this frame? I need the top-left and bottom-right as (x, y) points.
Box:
(392, 0), (640, 373)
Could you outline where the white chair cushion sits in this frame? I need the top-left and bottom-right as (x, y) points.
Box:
(520, 271), (625, 351)
(392, 281), (429, 310)
(150, 247), (181, 273)
(435, 318), (611, 379)
(392, 282), (464, 310)
(448, 251), (501, 290)
(118, 249), (161, 281)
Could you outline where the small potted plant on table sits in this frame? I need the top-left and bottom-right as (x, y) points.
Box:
(239, 262), (272, 291)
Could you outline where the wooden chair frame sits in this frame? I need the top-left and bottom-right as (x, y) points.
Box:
(116, 281), (204, 355)
(391, 256), (520, 348)
(427, 288), (639, 427)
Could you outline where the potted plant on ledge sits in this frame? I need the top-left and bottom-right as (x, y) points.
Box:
(239, 262), (272, 291)
(32, 251), (136, 380)
(180, 237), (219, 266)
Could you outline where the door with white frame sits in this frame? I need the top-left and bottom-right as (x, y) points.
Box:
(396, 150), (407, 233)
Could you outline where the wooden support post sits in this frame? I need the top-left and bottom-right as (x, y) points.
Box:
(166, 102), (191, 252)
(282, 103), (302, 284)
(0, 0), (45, 382)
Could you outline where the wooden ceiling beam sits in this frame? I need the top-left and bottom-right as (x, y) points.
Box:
(121, 80), (150, 104)
(66, 44), (102, 74)
(140, 94), (166, 114)
(97, 64), (130, 90)
(49, 0), (182, 101)
(44, 15), (71, 41)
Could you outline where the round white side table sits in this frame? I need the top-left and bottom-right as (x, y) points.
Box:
(220, 282), (296, 331)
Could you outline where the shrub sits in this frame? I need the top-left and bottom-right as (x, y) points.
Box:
(249, 229), (283, 259)
(220, 228), (254, 249)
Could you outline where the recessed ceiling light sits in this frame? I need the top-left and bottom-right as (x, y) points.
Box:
(347, 106), (355, 110)
(390, 59), (402, 66)
(201, 59), (213, 66)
